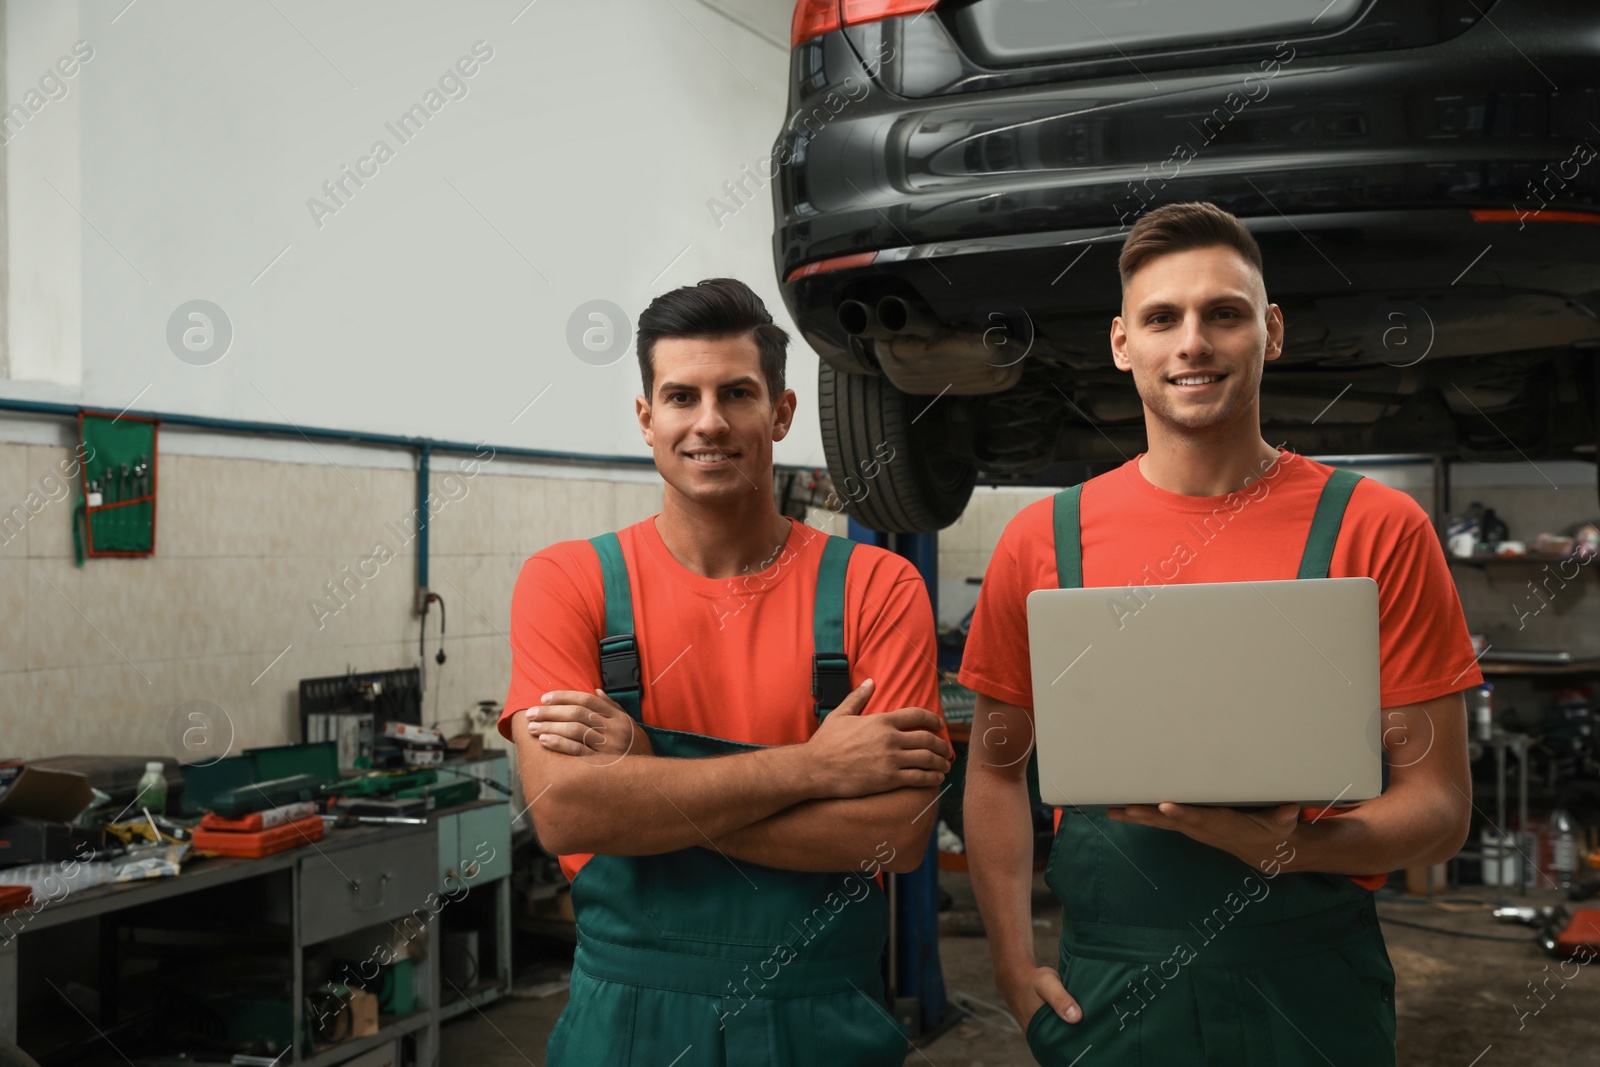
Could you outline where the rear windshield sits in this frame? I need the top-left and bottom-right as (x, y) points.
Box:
(952, 0), (1365, 66)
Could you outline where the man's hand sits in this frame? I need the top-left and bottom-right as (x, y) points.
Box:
(1107, 802), (1301, 871)
(524, 689), (653, 759)
(1000, 964), (1082, 1030)
(807, 678), (952, 798)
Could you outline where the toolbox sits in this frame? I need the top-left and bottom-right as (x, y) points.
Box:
(324, 769), (436, 798)
(210, 774), (321, 818)
(331, 796), (427, 820)
(248, 741), (341, 786)
(1556, 908), (1600, 954)
(396, 777), (479, 810)
(0, 816), (104, 866)
(199, 800), (319, 832)
(192, 814), (325, 858)
(179, 754), (257, 816)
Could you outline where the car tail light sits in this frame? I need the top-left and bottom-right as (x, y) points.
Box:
(791, 0), (841, 47)
(1471, 208), (1600, 224)
(841, 0), (939, 25)
(784, 251), (878, 283)
(792, 0), (938, 48)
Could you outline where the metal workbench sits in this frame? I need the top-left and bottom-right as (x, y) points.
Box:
(1, 796), (511, 1067)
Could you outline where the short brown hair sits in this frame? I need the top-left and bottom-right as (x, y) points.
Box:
(1118, 202), (1264, 291)
(635, 278), (788, 402)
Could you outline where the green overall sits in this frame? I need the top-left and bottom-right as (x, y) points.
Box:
(546, 533), (908, 1066)
(1026, 470), (1398, 1067)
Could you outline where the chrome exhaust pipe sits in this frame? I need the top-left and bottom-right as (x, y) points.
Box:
(837, 299), (882, 339)
(875, 294), (939, 338)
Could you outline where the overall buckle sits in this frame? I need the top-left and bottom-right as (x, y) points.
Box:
(599, 634), (641, 694)
(812, 652), (852, 714)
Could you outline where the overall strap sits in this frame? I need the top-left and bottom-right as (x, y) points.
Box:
(1052, 484), (1084, 589)
(1293, 468), (1388, 793)
(589, 532), (642, 720)
(812, 535), (856, 719)
(1296, 469), (1364, 579)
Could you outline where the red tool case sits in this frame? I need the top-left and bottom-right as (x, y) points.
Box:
(192, 814), (325, 858)
(199, 801), (318, 832)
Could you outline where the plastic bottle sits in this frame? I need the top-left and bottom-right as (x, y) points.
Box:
(1550, 808), (1577, 890)
(135, 761), (167, 816)
(1468, 684), (1495, 741)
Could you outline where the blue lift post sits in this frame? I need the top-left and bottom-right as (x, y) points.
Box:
(847, 519), (951, 1037)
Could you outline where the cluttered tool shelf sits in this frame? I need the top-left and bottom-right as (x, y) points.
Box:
(7, 819), (432, 936)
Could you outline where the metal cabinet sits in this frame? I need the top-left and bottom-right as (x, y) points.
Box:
(438, 802), (511, 895)
(298, 835), (438, 946)
(429, 798), (514, 1022)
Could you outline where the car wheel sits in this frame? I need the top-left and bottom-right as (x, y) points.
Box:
(818, 362), (976, 533)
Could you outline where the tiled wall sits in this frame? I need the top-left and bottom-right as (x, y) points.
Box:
(2, 428), (1590, 764)
(0, 427), (852, 763)
(936, 485), (1055, 629)
(0, 433), (667, 761)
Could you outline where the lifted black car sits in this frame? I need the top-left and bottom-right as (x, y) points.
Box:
(772, 0), (1600, 531)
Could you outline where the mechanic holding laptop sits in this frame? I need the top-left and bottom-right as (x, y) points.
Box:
(961, 202), (1482, 1066)
(501, 278), (951, 1065)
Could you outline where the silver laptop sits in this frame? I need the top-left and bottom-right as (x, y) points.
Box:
(1026, 578), (1382, 807)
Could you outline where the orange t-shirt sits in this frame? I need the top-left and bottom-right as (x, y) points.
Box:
(958, 451), (1482, 889)
(500, 515), (946, 879)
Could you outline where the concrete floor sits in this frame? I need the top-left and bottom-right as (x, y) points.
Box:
(441, 874), (1600, 1066)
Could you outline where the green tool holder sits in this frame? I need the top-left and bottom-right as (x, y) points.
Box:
(78, 410), (159, 558)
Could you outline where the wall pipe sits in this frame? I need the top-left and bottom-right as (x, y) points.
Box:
(417, 444), (432, 609)
(0, 396), (657, 466)
(0, 396), (659, 619)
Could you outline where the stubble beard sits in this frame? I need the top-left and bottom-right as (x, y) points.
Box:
(1131, 360), (1261, 436)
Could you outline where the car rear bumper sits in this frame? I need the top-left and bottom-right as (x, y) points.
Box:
(773, 0), (1600, 301)
(787, 209), (1600, 382)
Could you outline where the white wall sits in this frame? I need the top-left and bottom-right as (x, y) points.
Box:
(5, 0), (83, 386)
(2, 0), (821, 463)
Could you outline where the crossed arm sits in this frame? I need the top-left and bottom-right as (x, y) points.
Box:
(510, 680), (951, 874)
(966, 689), (1472, 1026)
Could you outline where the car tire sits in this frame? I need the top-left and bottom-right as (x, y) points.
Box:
(818, 362), (976, 533)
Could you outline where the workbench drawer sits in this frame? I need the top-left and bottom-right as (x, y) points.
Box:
(298, 833), (436, 945)
(438, 804), (512, 895)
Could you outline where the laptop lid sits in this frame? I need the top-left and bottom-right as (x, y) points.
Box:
(1025, 577), (1383, 807)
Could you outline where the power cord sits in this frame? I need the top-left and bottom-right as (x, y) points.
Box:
(1375, 913), (1538, 942)
(419, 592), (447, 717)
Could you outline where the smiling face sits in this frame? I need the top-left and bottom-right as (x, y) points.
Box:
(1110, 244), (1283, 436)
(635, 333), (796, 508)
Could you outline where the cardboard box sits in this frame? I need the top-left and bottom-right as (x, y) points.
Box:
(0, 766), (94, 821)
(446, 732), (484, 760)
(347, 988), (379, 1039)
